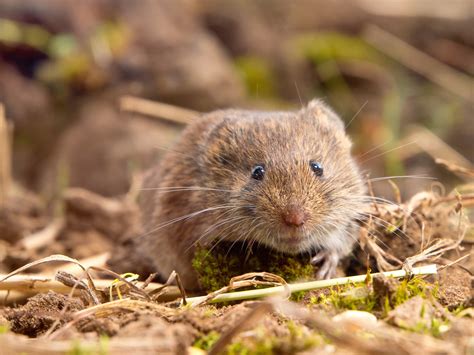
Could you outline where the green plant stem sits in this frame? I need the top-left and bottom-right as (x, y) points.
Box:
(185, 264), (437, 306)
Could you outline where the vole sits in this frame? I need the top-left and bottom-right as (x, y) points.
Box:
(137, 100), (366, 290)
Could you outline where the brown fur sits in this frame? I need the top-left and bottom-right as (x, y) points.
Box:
(137, 100), (366, 289)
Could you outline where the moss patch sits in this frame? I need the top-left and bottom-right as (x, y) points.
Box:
(192, 242), (315, 292)
(309, 276), (437, 316)
(193, 331), (221, 351)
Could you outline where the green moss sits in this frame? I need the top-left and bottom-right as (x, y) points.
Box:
(398, 317), (449, 338)
(450, 304), (466, 316)
(226, 338), (274, 355)
(98, 335), (109, 355)
(66, 336), (109, 355)
(234, 56), (276, 98)
(290, 290), (308, 302)
(294, 31), (388, 114)
(202, 306), (219, 318)
(310, 276), (436, 315)
(193, 331), (221, 351)
(0, 324), (9, 334)
(390, 278), (437, 308)
(192, 243), (315, 292)
(311, 284), (378, 312)
(68, 340), (93, 355)
(296, 32), (384, 65)
(225, 322), (321, 355)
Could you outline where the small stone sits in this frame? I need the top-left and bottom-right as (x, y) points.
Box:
(332, 310), (377, 331)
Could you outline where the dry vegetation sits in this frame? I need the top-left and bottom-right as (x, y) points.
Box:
(0, 1), (472, 354)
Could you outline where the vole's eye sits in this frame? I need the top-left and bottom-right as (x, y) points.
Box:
(310, 161), (324, 177)
(251, 165), (265, 181)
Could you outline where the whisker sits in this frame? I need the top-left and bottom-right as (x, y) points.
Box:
(360, 140), (417, 164)
(354, 211), (413, 241)
(140, 205), (238, 239)
(205, 217), (255, 256)
(345, 100), (368, 129)
(188, 215), (248, 252)
(368, 175), (436, 183)
(357, 139), (393, 159)
(140, 186), (234, 193)
(153, 144), (195, 160)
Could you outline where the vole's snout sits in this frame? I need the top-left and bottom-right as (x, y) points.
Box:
(282, 203), (308, 227)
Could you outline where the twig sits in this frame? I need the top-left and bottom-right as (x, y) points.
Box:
(209, 302), (273, 355)
(0, 274), (180, 301)
(403, 207), (466, 273)
(398, 125), (474, 182)
(17, 219), (64, 251)
(357, 0), (472, 20)
(120, 95), (198, 125)
(0, 332), (201, 354)
(437, 253), (471, 272)
(435, 158), (474, 179)
(388, 180), (402, 204)
(184, 264), (437, 306)
(87, 266), (152, 301)
(363, 25), (474, 103)
(189, 272), (288, 308)
(148, 270), (188, 305)
(360, 227), (402, 271)
(42, 252), (110, 276)
(0, 103), (12, 206)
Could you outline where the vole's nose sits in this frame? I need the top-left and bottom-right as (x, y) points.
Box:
(282, 204), (308, 227)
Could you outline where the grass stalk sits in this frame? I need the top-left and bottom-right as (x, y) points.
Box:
(185, 264), (437, 306)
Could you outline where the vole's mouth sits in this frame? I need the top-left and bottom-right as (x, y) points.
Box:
(272, 230), (312, 253)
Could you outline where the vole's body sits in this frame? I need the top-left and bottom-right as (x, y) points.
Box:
(138, 100), (366, 290)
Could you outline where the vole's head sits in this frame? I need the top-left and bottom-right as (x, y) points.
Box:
(200, 100), (366, 254)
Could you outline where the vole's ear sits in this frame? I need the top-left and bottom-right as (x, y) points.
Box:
(305, 99), (345, 131)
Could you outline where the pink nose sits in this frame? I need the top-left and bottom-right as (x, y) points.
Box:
(282, 204), (308, 227)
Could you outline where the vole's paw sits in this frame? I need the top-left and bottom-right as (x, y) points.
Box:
(311, 250), (339, 279)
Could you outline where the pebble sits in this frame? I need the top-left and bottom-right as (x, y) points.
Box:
(332, 310), (378, 330)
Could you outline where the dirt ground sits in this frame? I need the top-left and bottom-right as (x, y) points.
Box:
(0, 1), (473, 354)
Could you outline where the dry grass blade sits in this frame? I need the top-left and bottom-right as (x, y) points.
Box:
(0, 255), (86, 282)
(43, 252), (110, 276)
(363, 25), (474, 103)
(140, 272), (157, 289)
(189, 272), (288, 307)
(1, 332), (200, 354)
(185, 266), (437, 306)
(435, 158), (474, 179)
(87, 266), (151, 301)
(0, 273), (180, 302)
(55, 271), (97, 305)
(357, 0), (472, 20)
(432, 193), (474, 208)
(0, 103), (12, 206)
(403, 208), (466, 273)
(148, 270), (188, 304)
(209, 302), (273, 355)
(403, 237), (463, 273)
(16, 219), (64, 251)
(437, 253), (471, 272)
(120, 95), (198, 125)
(0, 254), (100, 304)
(398, 125), (474, 179)
(388, 179), (402, 204)
(359, 226), (402, 271)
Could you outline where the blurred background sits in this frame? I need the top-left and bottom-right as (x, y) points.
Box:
(0, 0), (472, 202)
